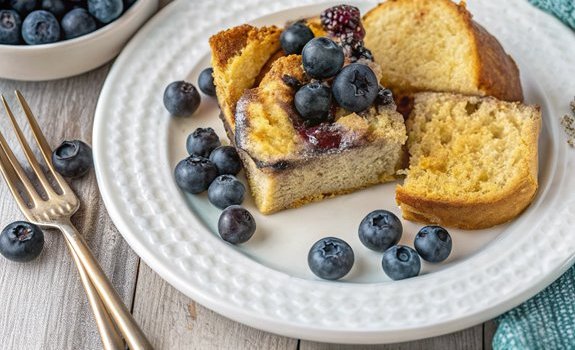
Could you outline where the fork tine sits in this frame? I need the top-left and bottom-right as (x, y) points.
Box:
(0, 114), (40, 208)
(14, 91), (71, 192)
(0, 139), (34, 214)
(2, 95), (58, 198)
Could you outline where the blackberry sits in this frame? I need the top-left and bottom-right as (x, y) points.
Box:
(376, 87), (394, 106)
(320, 5), (365, 45)
(282, 75), (302, 90)
(350, 44), (374, 62)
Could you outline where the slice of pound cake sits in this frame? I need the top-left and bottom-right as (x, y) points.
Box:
(396, 92), (540, 229)
(236, 55), (407, 214)
(363, 0), (523, 102)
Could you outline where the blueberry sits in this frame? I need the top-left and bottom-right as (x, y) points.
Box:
(301, 37), (344, 79)
(307, 237), (354, 280)
(294, 81), (331, 122)
(217, 205), (256, 244)
(280, 22), (314, 55)
(51, 140), (93, 178)
(358, 210), (402, 252)
(0, 10), (21, 44)
(163, 81), (201, 117)
(10, 0), (36, 15)
(332, 63), (379, 112)
(123, 0), (136, 9)
(209, 146), (241, 175)
(61, 8), (97, 39)
(174, 155), (217, 194)
(186, 127), (220, 157)
(22, 10), (60, 45)
(414, 226), (452, 263)
(381, 245), (421, 280)
(197, 67), (216, 97)
(87, 0), (122, 24)
(208, 174), (245, 209)
(0, 221), (44, 262)
(41, 0), (67, 17)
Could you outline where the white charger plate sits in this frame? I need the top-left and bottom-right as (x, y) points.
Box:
(93, 0), (575, 344)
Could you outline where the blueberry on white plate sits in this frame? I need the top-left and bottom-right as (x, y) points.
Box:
(308, 237), (354, 280)
(198, 67), (216, 97)
(382, 245), (420, 281)
(414, 225), (452, 263)
(0, 221), (44, 262)
(208, 174), (245, 209)
(218, 205), (256, 244)
(358, 209), (402, 252)
(186, 127), (220, 158)
(163, 81), (201, 117)
(174, 155), (218, 194)
(209, 145), (242, 175)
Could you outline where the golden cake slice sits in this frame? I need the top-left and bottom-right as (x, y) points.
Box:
(235, 55), (407, 214)
(209, 24), (282, 137)
(396, 92), (540, 229)
(363, 0), (523, 102)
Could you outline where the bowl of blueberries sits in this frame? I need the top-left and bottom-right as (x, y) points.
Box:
(0, 0), (159, 81)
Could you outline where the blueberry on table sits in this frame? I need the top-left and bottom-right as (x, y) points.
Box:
(294, 82), (331, 123)
(332, 63), (379, 112)
(308, 237), (354, 280)
(163, 81), (201, 117)
(358, 210), (402, 252)
(0, 10), (22, 45)
(186, 127), (220, 158)
(280, 22), (314, 55)
(22, 10), (61, 45)
(208, 174), (245, 209)
(51, 140), (93, 178)
(0, 221), (44, 262)
(301, 37), (344, 79)
(414, 225), (452, 263)
(87, 0), (123, 24)
(41, 0), (67, 18)
(209, 146), (242, 176)
(381, 245), (421, 281)
(198, 67), (216, 97)
(61, 8), (97, 39)
(10, 0), (37, 16)
(174, 155), (218, 194)
(218, 205), (256, 244)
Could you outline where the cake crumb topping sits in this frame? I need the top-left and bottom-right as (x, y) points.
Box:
(560, 98), (575, 147)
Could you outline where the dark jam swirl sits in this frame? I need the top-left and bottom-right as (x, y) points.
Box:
(297, 123), (343, 150)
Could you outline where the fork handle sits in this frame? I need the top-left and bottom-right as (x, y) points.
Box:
(64, 238), (125, 350)
(58, 220), (153, 350)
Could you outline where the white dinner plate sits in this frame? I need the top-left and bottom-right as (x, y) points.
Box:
(93, 0), (575, 344)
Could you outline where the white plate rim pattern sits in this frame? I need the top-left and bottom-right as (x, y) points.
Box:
(93, 0), (575, 343)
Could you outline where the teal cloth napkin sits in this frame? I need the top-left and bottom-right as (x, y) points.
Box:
(493, 1), (575, 349)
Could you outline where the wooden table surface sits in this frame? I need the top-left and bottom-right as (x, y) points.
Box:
(0, 2), (498, 349)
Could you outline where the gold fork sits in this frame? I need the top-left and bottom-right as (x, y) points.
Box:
(0, 91), (153, 350)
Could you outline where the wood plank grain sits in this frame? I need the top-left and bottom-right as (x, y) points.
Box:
(483, 320), (498, 350)
(131, 262), (298, 350)
(0, 66), (140, 350)
(300, 325), (483, 350)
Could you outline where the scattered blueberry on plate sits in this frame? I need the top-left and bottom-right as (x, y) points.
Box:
(280, 21), (314, 55)
(0, 221), (44, 262)
(164, 81), (201, 117)
(186, 127), (221, 158)
(382, 245), (421, 280)
(414, 225), (452, 263)
(301, 37), (344, 79)
(174, 155), (218, 194)
(209, 145), (242, 176)
(51, 140), (93, 178)
(198, 67), (216, 97)
(308, 237), (354, 280)
(358, 209), (402, 252)
(208, 174), (245, 209)
(294, 81), (332, 122)
(332, 63), (379, 112)
(218, 205), (256, 244)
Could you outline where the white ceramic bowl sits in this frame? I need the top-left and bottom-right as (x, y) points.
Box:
(0, 0), (159, 81)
